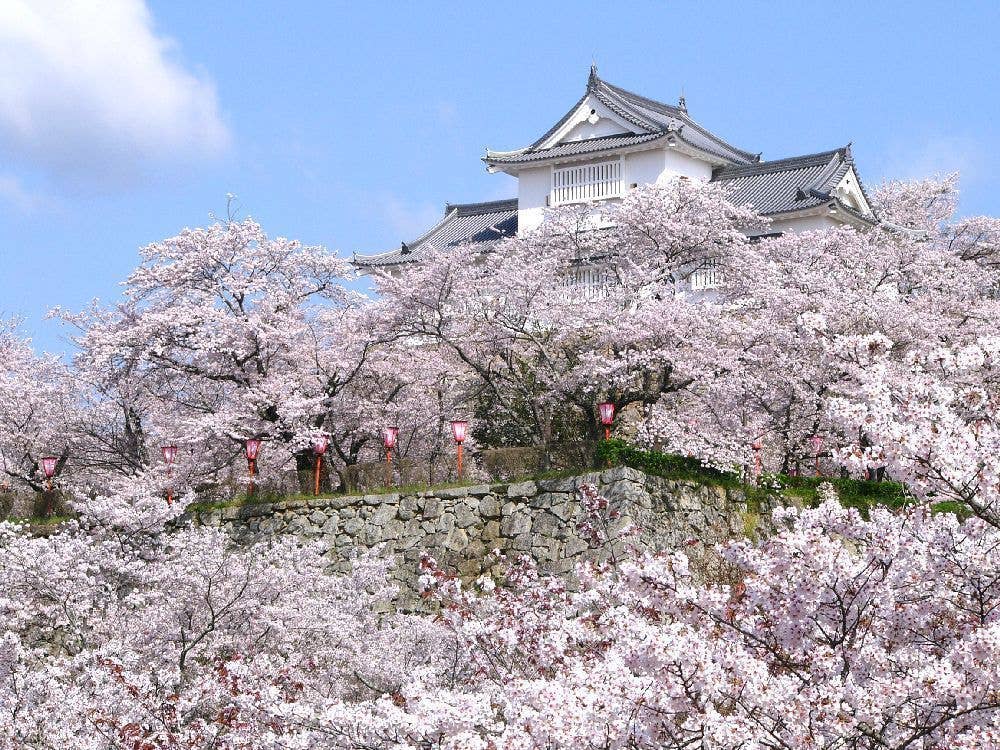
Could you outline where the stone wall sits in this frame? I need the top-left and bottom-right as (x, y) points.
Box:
(190, 467), (759, 610)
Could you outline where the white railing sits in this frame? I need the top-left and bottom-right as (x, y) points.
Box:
(551, 159), (623, 206)
(562, 266), (609, 301)
(689, 259), (722, 291)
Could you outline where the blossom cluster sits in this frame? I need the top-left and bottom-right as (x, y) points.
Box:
(2, 485), (998, 747)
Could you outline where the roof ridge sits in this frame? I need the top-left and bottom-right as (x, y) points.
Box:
(538, 132), (648, 150)
(484, 133), (667, 166)
(593, 82), (666, 132)
(524, 90), (592, 151)
(400, 205), (460, 249)
(713, 147), (850, 178)
(490, 68), (760, 168)
(806, 150), (850, 193)
(596, 75), (759, 163)
(596, 78), (681, 119)
(446, 198), (519, 215)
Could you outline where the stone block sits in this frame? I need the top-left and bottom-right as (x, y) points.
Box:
(506, 480), (538, 498)
(501, 510), (532, 537)
(601, 467), (646, 485)
(454, 501), (481, 529)
(372, 504), (396, 526)
(329, 495), (360, 510)
(564, 537), (590, 557)
(257, 516), (279, 533)
(479, 496), (501, 518)
(463, 539), (487, 561)
(220, 507), (243, 522)
(481, 520), (501, 544)
(457, 558), (482, 578)
(397, 495), (419, 520)
(422, 498), (443, 520)
(531, 512), (560, 536)
(537, 476), (578, 493)
(435, 513), (456, 534)
(511, 532), (533, 552)
(435, 486), (470, 500)
(444, 527), (469, 552)
(382, 519), (404, 540)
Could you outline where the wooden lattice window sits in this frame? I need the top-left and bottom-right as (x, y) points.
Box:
(551, 159), (623, 206)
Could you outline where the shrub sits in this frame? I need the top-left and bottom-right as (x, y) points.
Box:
(597, 439), (913, 517)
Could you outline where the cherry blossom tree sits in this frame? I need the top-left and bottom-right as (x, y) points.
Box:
(831, 338), (1000, 527)
(0, 321), (77, 497)
(56, 214), (394, 492)
(640, 173), (1000, 477)
(413, 494), (1000, 749)
(374, 180), (761, 453)
(5, 476), (998, 748)
(0, 480), (456, 748)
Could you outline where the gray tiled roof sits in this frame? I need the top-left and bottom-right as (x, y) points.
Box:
(485, 68), (759, 168)
(484, 133), (664, 165)
(711, 146), (874, 219)
(354, 198), (518, 268)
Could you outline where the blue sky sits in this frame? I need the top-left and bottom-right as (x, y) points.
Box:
(2, 1), (998, 353)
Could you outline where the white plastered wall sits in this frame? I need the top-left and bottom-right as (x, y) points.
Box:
(517, 146), (714, 232)
(770, 214), (842, 233)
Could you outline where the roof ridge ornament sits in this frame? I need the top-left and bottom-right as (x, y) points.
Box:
(678, 87), (687, 114)
(588, 62), (599, 89)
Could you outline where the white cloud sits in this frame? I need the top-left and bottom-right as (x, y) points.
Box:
(0, 173), (43, 213)
(0, 0), (230, 187)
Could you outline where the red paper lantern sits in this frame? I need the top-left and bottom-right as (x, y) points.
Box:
(161, 445), (178, 465)
(450, 420), (468, 444)
(312, 436), (329, 456)
(383, 426), (399, 450)
(244, 438), (262, 462)
(598, 402), (615, 426)
(40, 456), (58, 479)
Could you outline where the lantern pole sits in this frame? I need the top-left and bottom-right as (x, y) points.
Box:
(809, 435), (824, 477)
(751, 437), (763, 480)
(450, 420), (468, 480)
(312, 436), (329, 496)
(314, 453), (321, 496)
(40, 456), (58, 517)
(244, 439), (262, 498)
(598, 402), (616, 441)
(384, 426), (399, 488)
(161, 445), (178, 504)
